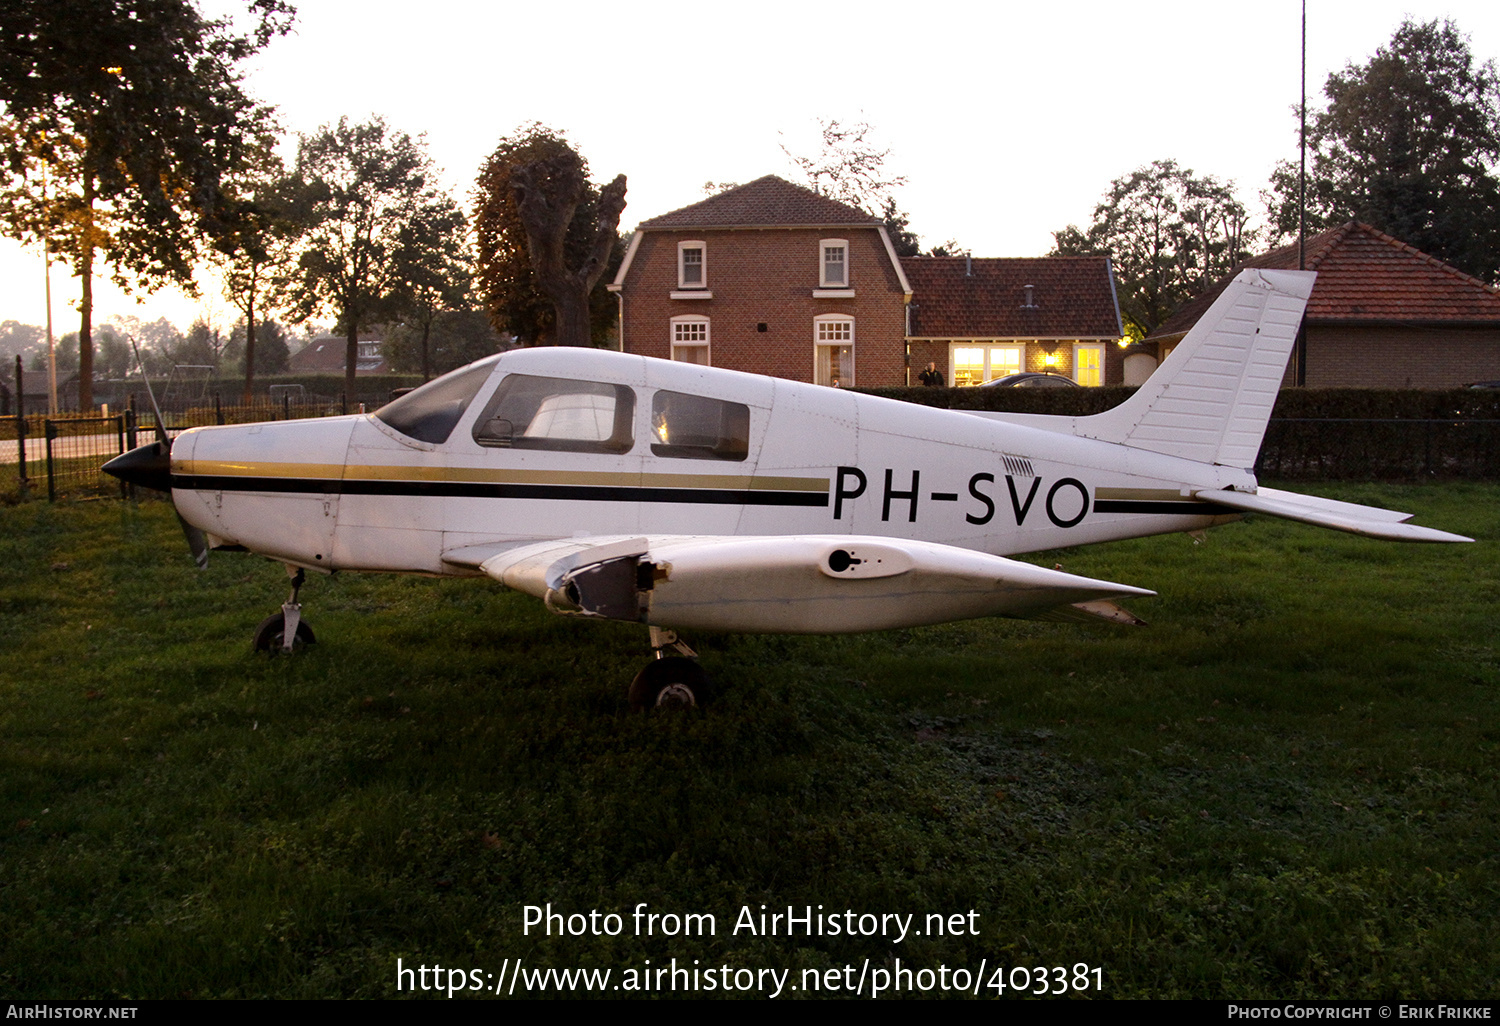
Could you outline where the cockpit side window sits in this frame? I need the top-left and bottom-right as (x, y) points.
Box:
(373, 357), (499, 444)
(472, 375), (635, 454)
(650, 390), (750, 462)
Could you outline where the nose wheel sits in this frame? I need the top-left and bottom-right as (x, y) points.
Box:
(253, 566), (316, 655)
(630, 628), (709, 712)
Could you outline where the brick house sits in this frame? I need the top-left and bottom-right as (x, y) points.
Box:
(611, 175), (1127, 387)
(610, 175), (911, 387)
(1147, 222), (1500, 388)
(902, 255), (1126, 386)
(288, 334), (388, 375)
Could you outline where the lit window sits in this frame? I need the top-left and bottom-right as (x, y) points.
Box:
(678, 241), (706, 289)
(670, 316), (710, 365)
(814, 315), (854, 387)
(1073, 343), (1103, 386)
(948, 343), (1022, 386)
(820, 239), (848, 288)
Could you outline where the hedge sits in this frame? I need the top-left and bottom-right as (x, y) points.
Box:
(859, 387), (1500, 480)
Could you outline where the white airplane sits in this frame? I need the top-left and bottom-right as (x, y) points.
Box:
(105, 269), (1471, 709)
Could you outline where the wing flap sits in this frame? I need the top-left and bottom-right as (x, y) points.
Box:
(1196, 489), (1472, 543)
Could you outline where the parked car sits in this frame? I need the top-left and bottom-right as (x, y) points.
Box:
(980, 372), (1079, 388)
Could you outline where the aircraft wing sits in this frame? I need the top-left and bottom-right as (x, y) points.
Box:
(472, 534), (1155, 634)
(1194, 488), (1473, 543)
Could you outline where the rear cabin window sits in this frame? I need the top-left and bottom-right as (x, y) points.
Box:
(472, 375), (635, 454)
(650, 390), (750, 461)
(373, 358), (498, 443)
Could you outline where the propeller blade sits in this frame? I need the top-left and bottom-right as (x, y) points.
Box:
(178, 512), (209, 570)
(100, 431), (208, 569)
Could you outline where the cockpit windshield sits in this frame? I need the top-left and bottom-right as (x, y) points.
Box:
(373, 356), (501, 443)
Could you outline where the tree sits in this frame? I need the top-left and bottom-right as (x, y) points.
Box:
(0, 0), (292, 408)
(781, 118), (907, 213)
(226, 317), (289, 376)
(879, 197), (959, 258)
(279, 117), (462, 397)
(473, 125), (626, 348)
(384, 310), (505, 377)
(1052, 160), (1255, 338)
(881, 198), (921, 257)
(213, 140), (305, 399)
(385, 196), (470, 380)
(0, 321), (44, 365)
(1265, 19), (1500, 281)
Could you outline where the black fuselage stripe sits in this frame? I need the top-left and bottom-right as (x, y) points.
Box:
(1093, 499), (1234, 515)
(172, 475), (830, 507)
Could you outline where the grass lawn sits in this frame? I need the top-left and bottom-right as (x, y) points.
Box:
(1, 483), (1496, 999)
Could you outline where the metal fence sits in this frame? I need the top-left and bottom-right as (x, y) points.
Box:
(3, 394), (356, 502)
(7, 406), (1499, 504)
(1258, 418), (1500, 480)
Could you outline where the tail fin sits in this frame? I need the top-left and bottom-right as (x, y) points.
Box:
(1076, 268), (1314, 468)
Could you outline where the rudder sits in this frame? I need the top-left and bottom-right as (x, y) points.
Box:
(1074, 268), (1314, 468)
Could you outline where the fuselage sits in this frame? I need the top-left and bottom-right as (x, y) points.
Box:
(168, 348), (1250, 575)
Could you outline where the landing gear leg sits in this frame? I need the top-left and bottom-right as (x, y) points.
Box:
(252, 565), (316, 654)
(629, 628), (708, 712)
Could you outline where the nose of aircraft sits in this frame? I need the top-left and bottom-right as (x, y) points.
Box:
(103, 439), (174, 492)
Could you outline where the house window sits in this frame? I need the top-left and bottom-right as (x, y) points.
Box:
(820, 239), (848, 288)
(678, 241), (706, 289)
(1073, 343), (1104, 386)
(949, 344), (1022, 386)
(814, 315), (854, 387)
(671, 316), (710, 366)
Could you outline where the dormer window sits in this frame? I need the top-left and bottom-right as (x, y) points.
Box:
(820, 239), (848, 288)
(678, 241), (706, 289)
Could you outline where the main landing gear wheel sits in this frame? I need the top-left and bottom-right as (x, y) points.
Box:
(629, 657), (709, 712)
(252, 612), (316, 654)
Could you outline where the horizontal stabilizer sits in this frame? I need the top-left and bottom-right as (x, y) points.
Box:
(1195, 489), (1473, 543)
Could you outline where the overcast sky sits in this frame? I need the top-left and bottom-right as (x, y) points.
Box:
(5, 0), (1499, 340)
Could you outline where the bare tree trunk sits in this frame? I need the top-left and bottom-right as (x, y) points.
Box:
(552, 291), (593, 350)
(78, 170), (95, 411)
(420, 317), (432, 381)
(510, 159), (627, 348)
(344, 317), (358, 403)
(242, 267), (258, 403)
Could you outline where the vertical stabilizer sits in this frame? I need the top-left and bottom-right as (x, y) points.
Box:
(1075, 269), (1314, 468)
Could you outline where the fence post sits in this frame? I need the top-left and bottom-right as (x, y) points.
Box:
(14, 356), (26, 492)
(114, 414), (127, 498)
(45, 419), (57, 502)
(215, 390), (223, 426)
(340, 392), (347, 416)
(126, 395), (138, 450)
(283, 392), (291, 420)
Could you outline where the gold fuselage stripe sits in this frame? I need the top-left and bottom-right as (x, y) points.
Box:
(174, 459), (829, 493)
(1094, 487), (1184, 501)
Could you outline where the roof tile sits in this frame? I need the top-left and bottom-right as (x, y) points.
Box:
(902, 256), (1122, 338)
(638, 175), (879, 228)
(1150, 222), (1500, 339)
